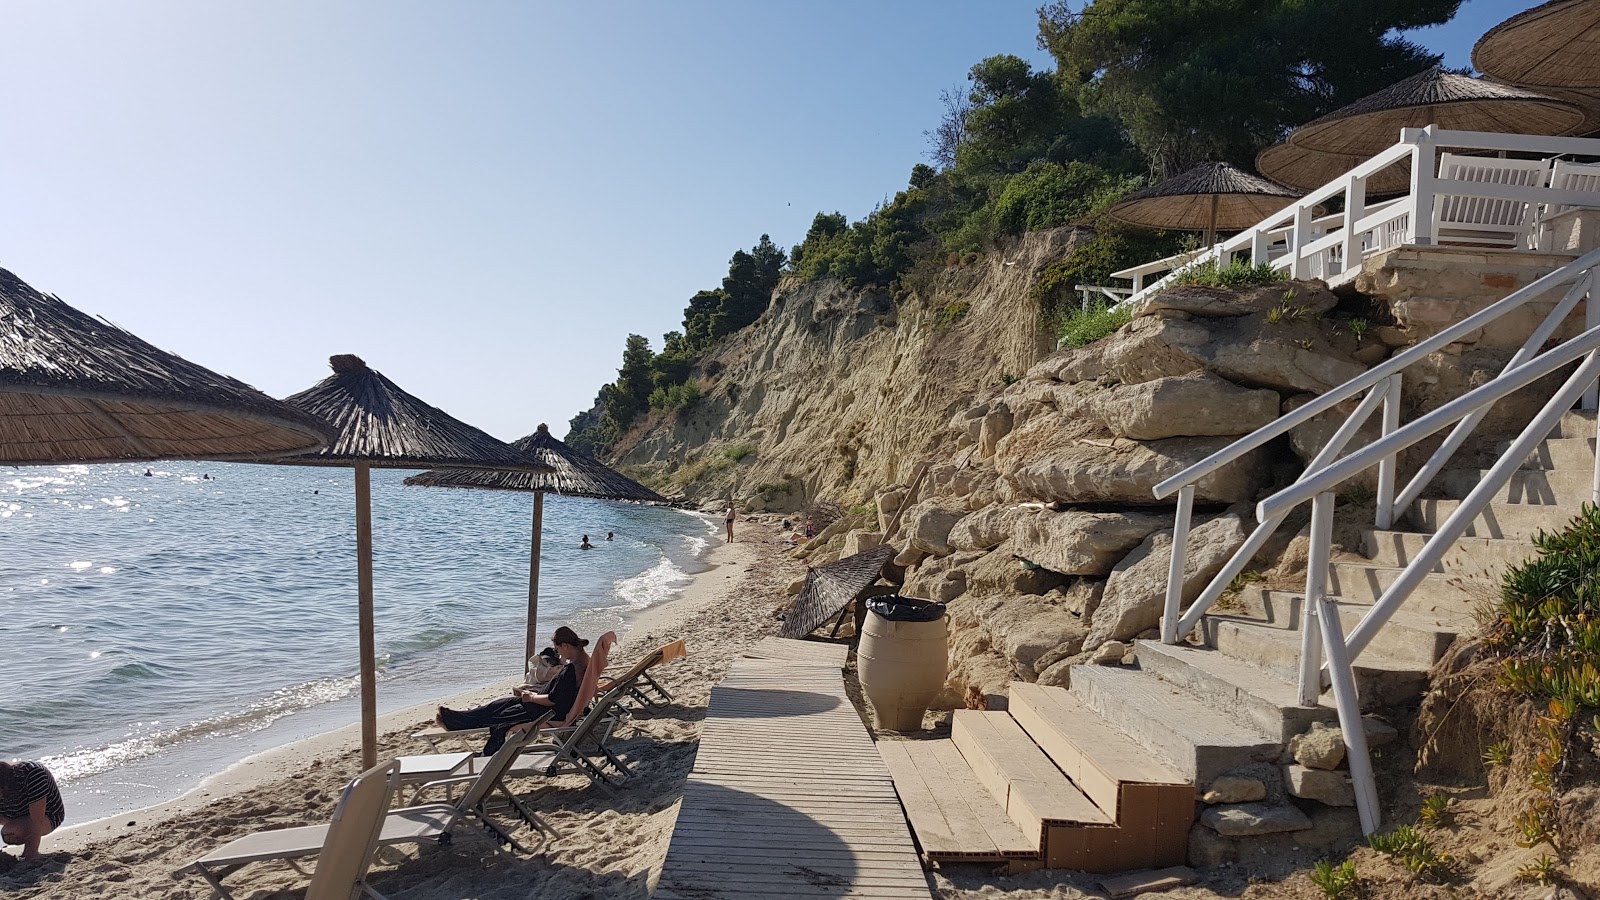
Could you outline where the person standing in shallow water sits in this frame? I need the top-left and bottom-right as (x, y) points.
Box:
(724, 502), (736, 542)
(0, 759), (65, 862)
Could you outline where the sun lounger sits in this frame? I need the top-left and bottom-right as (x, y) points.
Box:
(177, 727), (548, 898)
(601, 639), (686, 707)
(1433, 152), (1549, 248)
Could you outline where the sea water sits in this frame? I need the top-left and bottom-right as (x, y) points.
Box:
(0, 462), (715, 824)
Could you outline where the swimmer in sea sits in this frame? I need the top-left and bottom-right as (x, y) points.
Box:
(580, 534), (593, 550)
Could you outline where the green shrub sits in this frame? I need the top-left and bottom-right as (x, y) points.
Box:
(647, 381), (702, 412)
(1170, 259), (1287, 289)
(1368, 825), (1456, 882)
(722, 443), (755, 463)
(993, 161), (1126, 235)
(935, 300), (971, 327)
(1488, 504), (1600, 706)
(1058, 302), (1131, 348)
(1309, 859), (1358, 899)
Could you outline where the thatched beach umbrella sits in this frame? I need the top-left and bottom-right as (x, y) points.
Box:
(1475, 0), (1600, 92)
(781, 544), (897, 640)
(278, 355), (551, 767)
(1255, 141), (1416, 195)
(0, 267), (332, 463)
(1287, 68), (1584, 159)
(1106, 162), (1301, 244)
(405, 423), (666, 664)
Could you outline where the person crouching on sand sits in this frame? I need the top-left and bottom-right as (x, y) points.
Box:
(435, 626), (615, 755)
(0, 759), (65, 862)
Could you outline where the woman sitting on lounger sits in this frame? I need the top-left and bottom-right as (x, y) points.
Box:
(435, 626), (615, 755)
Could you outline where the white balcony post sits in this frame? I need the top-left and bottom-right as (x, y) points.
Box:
(1161, 485), (1196, 645)
(1297, 492), (1335, 707)
(1585, 272), (1599, 411)
(1375, 374), (1402, 529)
(1409, 127), (1437, 247)
(1316, 592), (1381, 835)
(1342, 174), (1366, 277)
(1251, 228), (1269, 266)
(1290, 204), (1313, 279)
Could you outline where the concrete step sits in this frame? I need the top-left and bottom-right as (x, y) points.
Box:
(1327, 561), (1483, 609)
(1067, 666), (1280, 786)
(1238, 587), (1471, 666)
(1007, 683), (1192, 871)
(1512, 436), (1595, 473)
(1441, 466), (1592, 507)
(1361, 529), (1535, 580)
(1553, 409), (1596, 440)
(1409, 496), (1588, 540)
(1133, 639), (1335, 742)
(878, 739), (1039, 864)
(1204, 618), (1429, 706)
(951, 709), (1110, 835)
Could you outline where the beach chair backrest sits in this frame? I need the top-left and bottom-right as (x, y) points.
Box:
(565, 680), (630, 747)
(1549, 159), (1600, 216)
(658, 639), (687, 665)
(304, 761), (400, 900)
(456, 715), (547, 813)
(1434, 153), (1549, 244)
(609, 650), (665, 692)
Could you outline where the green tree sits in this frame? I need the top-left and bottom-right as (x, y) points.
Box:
(1039, 0), (1461, 176)
(601, 333), (655, 433)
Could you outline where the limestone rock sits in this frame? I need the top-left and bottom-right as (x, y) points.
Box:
(1010, 508), (1168, 576)
(972, 593), (1089, 680)
(1058, 577), (1106, 621)
(1284, 393), (1383, 490)
(1202, 775), (1267, 804)
(877, 488), (909, 534)
(893, 546), (926, 568)
(1363, 716), (1398, 747)
(1051, 315), (1211, 385)
(1351, 343), (1389, 366)
(949, 504), (1024, 552)
(1202, 313), (1369, 395)
(841, 530), (883, 557)
(1200, 802), (1313, 836)
(1186, 823), (1238, 867)
(785, 576), (806, 595)
(978, 406), (1014, 458)
(1087, 373), (1281, 441)
(996, 412), (1271, 505)
(1290, 723), (1347, 770)
(1135, 280), (1338, 321)
(1091, 640), (1128, 664)
(1285, 765), (1355, 806)
(904, 499), (968, 557)
(1085, 513), (1247, 649)
(902, 553), (978, 604)
(962, 543), (1068, 597)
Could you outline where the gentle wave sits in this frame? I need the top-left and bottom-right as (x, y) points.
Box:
(610, 554), (694, 612)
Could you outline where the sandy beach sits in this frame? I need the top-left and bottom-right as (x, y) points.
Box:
(1, 519), (805, 899)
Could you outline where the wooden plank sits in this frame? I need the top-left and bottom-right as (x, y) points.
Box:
(878, 741), (997, 858)
(951, 710), (1109, 829)
(921, 740), (1040, 857)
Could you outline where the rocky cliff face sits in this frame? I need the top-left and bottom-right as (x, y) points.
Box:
(608, 228), (1078, 508)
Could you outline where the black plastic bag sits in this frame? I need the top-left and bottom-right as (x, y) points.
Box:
(867, 594), (947, 622)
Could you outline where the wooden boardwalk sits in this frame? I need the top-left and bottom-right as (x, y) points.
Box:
(655, 638), (931, 899)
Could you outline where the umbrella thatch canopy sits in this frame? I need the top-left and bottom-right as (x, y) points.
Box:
(1255, 140), (1416, 195)
(1107, 162), (1301, 244)
(405, 423), (666, 665)
(278, 354), (550, 768)
(0, 267), (333, 464)
(1288, 68), (1584, 158)
(1475, 0), (1600, 92)
(781, 544), (896, 640)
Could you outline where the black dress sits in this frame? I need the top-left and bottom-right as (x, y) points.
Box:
(439, 661), (584, 756)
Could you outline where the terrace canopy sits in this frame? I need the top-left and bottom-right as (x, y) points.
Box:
(1287, 68), (1584, 160)
(1106, 162), (1300, 245)
(1255, 141), (1415, 195)
(279, 355), (550, 767)
(1474, 0), (1600, 136)
(405, 423), (667, 665)
(0, 267), (332, 464)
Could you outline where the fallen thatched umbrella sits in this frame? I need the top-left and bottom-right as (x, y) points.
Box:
(0, 267), (333, 464)
(781, 544), (897, 640)
(1255, 140), (1416, 195)
(405, 423), (666, 664)
(1106, 162), (1301, 244)
(278, 355), (551, 768)
(1286, 67), (1584, 159)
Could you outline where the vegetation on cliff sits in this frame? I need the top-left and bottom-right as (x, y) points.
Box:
(569, 0), (1462, 457)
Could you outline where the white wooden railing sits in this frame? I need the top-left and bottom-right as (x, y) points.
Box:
(1108, 126), (1600, 310)
(1152, 246), (1600, 837)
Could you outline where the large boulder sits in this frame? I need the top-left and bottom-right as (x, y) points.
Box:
(1202, 314), (1368, 395)
(1050, 315), (1211, 385)
(1283, 393), (1384, 490)
(903, 499), (968, 556)
(1084, 513), (1248, 649)
(901, 551), (982, 603)
(1134, 280), (1339, 321)
(1011, 508), (1168, 576)
(949, 504), (1025, 552)
(978, 405), (1014, 458)
(963, 542), (1069, 596)
(876, 487), (909, 533)
(1087, 372), (1281, 440)
(970, 592), (1089, 680)
(995, 412), (1271, 505)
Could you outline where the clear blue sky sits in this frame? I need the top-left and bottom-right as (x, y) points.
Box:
(0, 0), (1539, 441)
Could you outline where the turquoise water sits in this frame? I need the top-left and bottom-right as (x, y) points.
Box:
(0, 462), (714, 823)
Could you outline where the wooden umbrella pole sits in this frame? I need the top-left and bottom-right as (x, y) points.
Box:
(1205, 194), (1218, 248)
(524, 490), (544, 669)
(354, 462), (378, 770)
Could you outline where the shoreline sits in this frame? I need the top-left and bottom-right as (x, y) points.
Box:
(46, 511), (740, 856)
